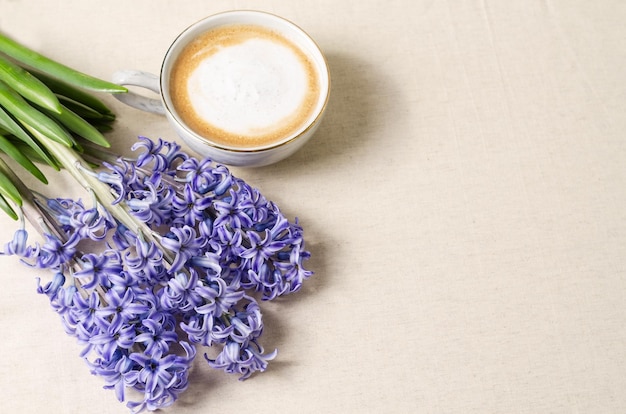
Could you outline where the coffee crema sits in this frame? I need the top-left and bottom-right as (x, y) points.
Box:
(169, 24), (320, 149)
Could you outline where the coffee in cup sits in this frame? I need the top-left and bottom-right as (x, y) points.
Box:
(169, 24), (320, 149)
(112, 10), (330, 167)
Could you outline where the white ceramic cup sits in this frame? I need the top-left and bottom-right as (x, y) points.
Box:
(112, 10), (330, 167)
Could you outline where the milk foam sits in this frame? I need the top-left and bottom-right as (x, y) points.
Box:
(170, 25), (320, 148)
(188, 38), (308, 136)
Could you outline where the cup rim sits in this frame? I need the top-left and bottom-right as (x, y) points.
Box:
(159, 9), (331, 154)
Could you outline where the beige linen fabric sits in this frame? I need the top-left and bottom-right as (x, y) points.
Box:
(0, 1), (624, 413)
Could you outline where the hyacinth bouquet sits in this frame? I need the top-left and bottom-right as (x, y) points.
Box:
(0, 34), (312, 412)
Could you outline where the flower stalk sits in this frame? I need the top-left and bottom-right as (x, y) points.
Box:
(41, 136), (154, 240)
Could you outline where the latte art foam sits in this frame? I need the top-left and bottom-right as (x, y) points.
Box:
(170, 25), (320, 149)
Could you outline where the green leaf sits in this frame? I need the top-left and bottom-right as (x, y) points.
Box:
(30, 70), (115, 115)
(0, 56), (62, 114)
(0, 80), (73, 146)
(0, 105), (60, 170)
(0, 134), (47, 183)
(41, 103), (110, 148)
(92, 122), (114, 133)
(6, 136), (59, 169)
(0, 33), (128, 93)
(0, 193), (18, 220)
(57, 95), (105, 120)
(20, 119), (78, 152)
(0, 169), (21, 206)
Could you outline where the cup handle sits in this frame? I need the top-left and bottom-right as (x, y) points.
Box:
(111, 70), (166, 115)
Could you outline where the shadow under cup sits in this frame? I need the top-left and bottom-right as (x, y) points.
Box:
(160, 11), (331, 167)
